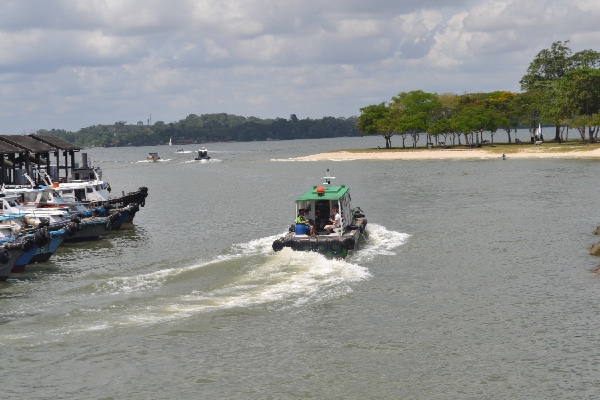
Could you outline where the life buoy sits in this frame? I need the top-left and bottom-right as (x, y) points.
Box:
(0, 248), (10, 264)
(342, 237), (355, 250)
(272, 240), (284, 252)
(328, 240), (343, 255)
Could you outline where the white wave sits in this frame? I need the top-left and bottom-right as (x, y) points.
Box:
(351, 223), (410, 262)
(170, 248), (370, 313)
(2, 227), (408, 341)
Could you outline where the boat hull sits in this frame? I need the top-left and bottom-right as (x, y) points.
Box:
(0, 247), (22, 280)
(273, 216), (367, 258)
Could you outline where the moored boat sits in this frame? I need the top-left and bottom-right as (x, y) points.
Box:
(272, 170), (367, 258)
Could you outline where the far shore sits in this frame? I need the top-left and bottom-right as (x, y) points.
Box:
(293, 145), (600, 161)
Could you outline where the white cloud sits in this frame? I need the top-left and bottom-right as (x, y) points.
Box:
(0, 0), (599, 132)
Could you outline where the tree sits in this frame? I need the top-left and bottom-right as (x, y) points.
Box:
(560, 68), (600, 142)
(355, 103), (395, 148)
(389, 90), (441, 148)
(521, 40), (600, 141)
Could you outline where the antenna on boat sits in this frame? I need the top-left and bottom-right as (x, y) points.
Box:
(322, 169), (335, 185)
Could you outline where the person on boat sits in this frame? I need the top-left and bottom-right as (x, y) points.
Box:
(324, 205), (341, 234)
(295, 209), (315, 236)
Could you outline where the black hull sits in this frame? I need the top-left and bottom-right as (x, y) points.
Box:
(273, 216), (367, 258)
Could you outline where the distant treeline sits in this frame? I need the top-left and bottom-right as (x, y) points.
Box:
(36, 113), (359, 147)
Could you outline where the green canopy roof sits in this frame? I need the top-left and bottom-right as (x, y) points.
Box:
(296, 185), (349, 202)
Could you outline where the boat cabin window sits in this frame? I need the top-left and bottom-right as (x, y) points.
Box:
(22, 192), (39, 203)
(4, 199), (18, 208)
(86, 187), (93, 193)
(61, 189), (73, 195)
(94, 185), (101, 191)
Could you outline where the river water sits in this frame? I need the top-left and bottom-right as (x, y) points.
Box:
(2, 137), (600, 399)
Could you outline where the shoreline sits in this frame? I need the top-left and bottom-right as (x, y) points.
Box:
(293, 147), (600, 161)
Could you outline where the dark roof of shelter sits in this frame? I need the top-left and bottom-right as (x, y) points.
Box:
(31, 135), (81, 151)
(0, 140), (25, 154)
(0, 135), (60, 153)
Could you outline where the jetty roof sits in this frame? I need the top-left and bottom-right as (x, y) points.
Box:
(0, 140), (25, 154)
(296, 185), (350, 201)
(0, 135), (56, 153)
(31, 135), (81, 151)
(0, 134), (81, 154)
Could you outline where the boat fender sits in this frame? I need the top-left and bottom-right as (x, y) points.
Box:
(70, 216), (81, 224)
(21, 237), (35, 251)
(272, 239), (284, 252)
(299, 241), (313, 252)
(110, 212), (121, 223)
(342, 237), (355, 250)
(66, 222), (79, 237)
(328, 240), (344, 255)
(284, 238), (295, 248)
(34, 228), (49, 246)
(0, 247), (10, 264)
(360, 219), (367, 233)
(93, 209), (101, 217)
(348, 224), (358, 230)
(289, 224), (295, 233)
(354, 212), (365, 218)
(313, 240), (329, 253)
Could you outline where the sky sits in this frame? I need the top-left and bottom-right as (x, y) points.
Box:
(1, 0), (599, 134)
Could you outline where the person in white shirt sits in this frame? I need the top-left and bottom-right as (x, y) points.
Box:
(324, 205), (341, 233)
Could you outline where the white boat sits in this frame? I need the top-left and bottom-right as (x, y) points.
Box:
(169, 138), (172, 146)
(195, 147), (211, 160)
(147, 152), (160, 162)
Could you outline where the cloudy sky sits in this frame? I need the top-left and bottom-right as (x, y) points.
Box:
(1, 0), (598, 133)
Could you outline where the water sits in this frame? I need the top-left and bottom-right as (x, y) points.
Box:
(2, 137), (600, 399)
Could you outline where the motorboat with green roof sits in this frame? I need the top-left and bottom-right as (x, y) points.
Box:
(272, 169), (367, 258)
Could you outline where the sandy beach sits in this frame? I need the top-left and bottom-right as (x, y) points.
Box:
(293, 146), (600, 161)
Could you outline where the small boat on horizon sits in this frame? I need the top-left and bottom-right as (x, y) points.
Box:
(147, 152), (160, 162)
(195, 147), (211, 161)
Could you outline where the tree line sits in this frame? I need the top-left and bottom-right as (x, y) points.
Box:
(38, 113), (359, 148)
(355, 40), (600, 148)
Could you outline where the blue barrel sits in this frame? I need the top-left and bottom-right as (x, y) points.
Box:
(295, 224), (308, 235)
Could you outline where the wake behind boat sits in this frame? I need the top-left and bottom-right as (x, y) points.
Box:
(272, 169), (367, 258)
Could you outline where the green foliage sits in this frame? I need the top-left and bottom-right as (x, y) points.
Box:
(42, 113), (359, 147)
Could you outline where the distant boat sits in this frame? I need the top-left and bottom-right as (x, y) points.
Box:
(147, 152), (160, 162)
(169, 138), (172, 146)
(195, 147), (211, 161)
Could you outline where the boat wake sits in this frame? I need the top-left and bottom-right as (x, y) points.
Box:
(182, 159), (222, 164)
(136, 158), (172, 163)
(0, 226), (408, 342)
